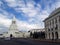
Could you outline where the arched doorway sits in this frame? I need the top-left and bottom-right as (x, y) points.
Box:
(55, 32), (58, 39)
(10, 34), (13, 38)
(52, 32), (54, 40)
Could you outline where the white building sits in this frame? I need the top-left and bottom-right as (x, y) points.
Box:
(2, 16), (30, 38)
(3, 16), (24, 38)
(22, 32), (30, 38)
(44, 8), (60, 39)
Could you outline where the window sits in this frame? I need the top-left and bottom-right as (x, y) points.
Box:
(52, 32), (54, 39)
(51, 28), (53, 31)
(55, 18), (57, 23)
(55, 32), (58, 39)
(48, 28), (50, 31)
(50, 21), (51, 26)
(55, 24), (58, 30)
(15, 32), (19, 34)
(49, 33), (50, 39)
(59, 16), (60, 22)
(52, 20), (54, 25)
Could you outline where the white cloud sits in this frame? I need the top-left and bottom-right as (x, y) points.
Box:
(5, 0), (17, 7)
(17, 19), (41, 31)
(5, 0), (48, 29)
(40, 10), (49, 20)
(0, 9), (41, 32)
(5, 0), (41, 17)
(5, 0), (26, 8)
(20, 7), (38, 17)
(55, 2), (60, 8)
(0, 14), (11, 33)
(0, 8), (13, 33)
(1, 0), (60, 32)
(0, 14), (11, 27)
(0, 1), (3, 6)
(0, 9), (41, 33)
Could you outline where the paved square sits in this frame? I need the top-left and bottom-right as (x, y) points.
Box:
(0, 38), (60, 45)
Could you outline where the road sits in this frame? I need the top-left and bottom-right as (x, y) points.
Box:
(0, 38), (60, 45)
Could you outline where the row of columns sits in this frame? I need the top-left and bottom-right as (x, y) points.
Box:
(45, 16), (60, 39)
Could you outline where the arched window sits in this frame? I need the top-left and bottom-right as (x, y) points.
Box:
(55, 32), (58, 39)
(52, 32), (54, 39)
(49, 33), (50, 39)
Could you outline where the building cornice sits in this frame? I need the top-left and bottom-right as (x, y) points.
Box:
(43, 7), (60, 22)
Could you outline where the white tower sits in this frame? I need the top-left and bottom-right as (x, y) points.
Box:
(3, 16), (24, 38)
(8, 16), (19, 37)
(9, 16), (17, 31)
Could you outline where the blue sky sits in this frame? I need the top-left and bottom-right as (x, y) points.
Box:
(0, 0), (60, 33)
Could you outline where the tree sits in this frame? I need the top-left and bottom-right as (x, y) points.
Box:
(32, 31), (45, 39)
(30, 32), (33, 37)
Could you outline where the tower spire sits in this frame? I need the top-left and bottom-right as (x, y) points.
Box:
(9, 15), (17, 31)
(12, 15), (16, 21)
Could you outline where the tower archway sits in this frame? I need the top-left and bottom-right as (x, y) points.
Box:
(10, 34), (13, 38)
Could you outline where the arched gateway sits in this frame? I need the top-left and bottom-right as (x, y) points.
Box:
(10, 34), (13, 38)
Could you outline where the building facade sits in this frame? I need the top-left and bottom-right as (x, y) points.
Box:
(44, 8), (60, 39)
(3, 16), (30, 38)
(3, 16), (24, 38)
